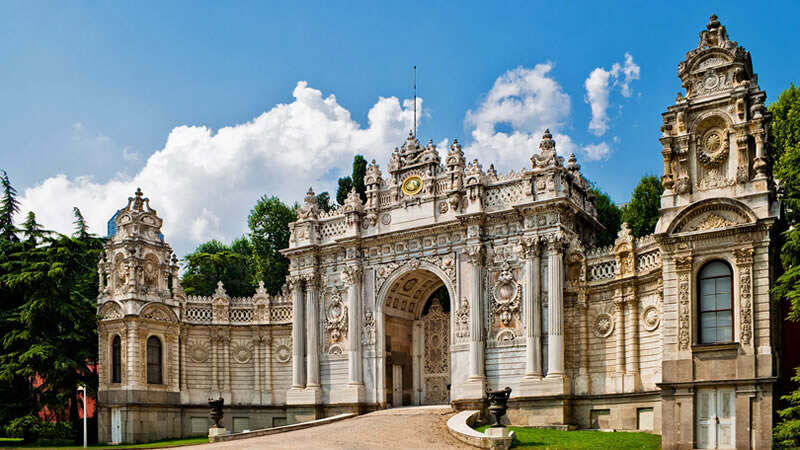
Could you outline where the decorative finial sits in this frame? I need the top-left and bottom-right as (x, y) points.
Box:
(539, 129), (556, 153)
(135, 187), (143, 197)
(707, 14), (720, 30)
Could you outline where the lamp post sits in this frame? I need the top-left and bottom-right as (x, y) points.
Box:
(77, 385), (87, 448)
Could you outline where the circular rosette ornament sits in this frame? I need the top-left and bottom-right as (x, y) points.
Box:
(594, 313), (614, 338)
(697, 128), (729, 166)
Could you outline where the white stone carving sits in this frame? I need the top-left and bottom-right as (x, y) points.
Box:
(231, 340), (253, 364)
(491, 263), (521, 326)
(454, 298), (470, 343)
(272, 336), (292, 364)
(642, 306), (661, 332)
(324, 290), (348, 354)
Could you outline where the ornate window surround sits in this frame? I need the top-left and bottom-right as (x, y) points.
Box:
(146, 335), (164, 385)
(690, 254), (740, 350)
(696, 259), (735, 344)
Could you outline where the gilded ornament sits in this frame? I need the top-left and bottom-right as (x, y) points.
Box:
(401, 175), (424, 196)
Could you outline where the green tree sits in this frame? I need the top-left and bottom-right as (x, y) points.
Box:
(248, 195), (296, 295)
(20, 212), (46, 244)
(0, 170), (20, 242)
(335, 155), (367, 205)
(316, 191), (333, 213)
(0, 214), (104, 429)
(336, 177), (352, 206)
(770, 83), (800, 165)
(590, 187), (622, 247)
(771, 83), (800, 448)
(181, 238), (254, 297)
(620, 175), (664, 237)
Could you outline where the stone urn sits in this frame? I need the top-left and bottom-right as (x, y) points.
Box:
(208, 397), (224, 429)
(486, 387), (512, 427)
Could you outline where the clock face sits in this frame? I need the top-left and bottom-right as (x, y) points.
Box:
(401, 175), (424, 196)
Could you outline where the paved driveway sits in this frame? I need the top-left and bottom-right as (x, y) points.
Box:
(191, 405), (468, 449)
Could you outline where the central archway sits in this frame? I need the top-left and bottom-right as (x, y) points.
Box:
(375, 263), (455, 407)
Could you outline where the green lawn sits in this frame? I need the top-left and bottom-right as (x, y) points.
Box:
(0, 437), (208, 449)
(475, 425), (661, 449)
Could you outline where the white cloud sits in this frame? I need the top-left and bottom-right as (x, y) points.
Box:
(584, 53), (640, 136)
(20, 81), (420, 257)
(583, 142), (612, 160)
(122, 146), (139, 162)
(463, 63), (607, 166)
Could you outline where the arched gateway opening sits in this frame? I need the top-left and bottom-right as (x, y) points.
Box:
(378, 268), (452, 407)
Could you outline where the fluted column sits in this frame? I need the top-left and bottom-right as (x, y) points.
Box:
(522, 237), (542, 379)
(626, 288), (640, 377)
(343, 265), (363, 385)
(127, 321), (141, 388)
(546, 236), (565, 377)
(290, 277), (306, 389)
(466, 244), (485, 380)
(305, 273), (321, 388)
(614, 290), (626, 375)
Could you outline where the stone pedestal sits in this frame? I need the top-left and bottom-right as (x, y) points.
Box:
(286, 387), (321, 405)
(208, 427), (227, 439)
(332, 384), (366, 404)
(485, 427), (511, 438)
(460, 377), (487, 400)
(518, 375), (571, 397)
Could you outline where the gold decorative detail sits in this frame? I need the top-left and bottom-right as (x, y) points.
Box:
(691, 213), (736, 231)
(401, 175), (424, 196)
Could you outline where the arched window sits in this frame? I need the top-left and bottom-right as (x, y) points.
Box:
(698, 261), (733, 344)
(146, 336), (162, 384)
(111, 335), (121, 383)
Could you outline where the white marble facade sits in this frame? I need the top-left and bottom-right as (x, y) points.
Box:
(97, 15), (781, 449)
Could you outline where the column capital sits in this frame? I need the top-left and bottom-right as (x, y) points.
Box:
(674, 255), (693, 272)
(519, 236), (542, 259)
(734, 247), (754, 266)
(286, 275), (303, 292)
(301, 271), (320, 289)
(545, 232), (567, 254)
(341, 264), (363, 286)
(464, 244), (485, 266)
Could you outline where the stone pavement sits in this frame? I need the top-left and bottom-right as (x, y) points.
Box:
(190, 405), (468, 449)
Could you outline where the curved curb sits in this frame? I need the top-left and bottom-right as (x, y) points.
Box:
(446, 410), (514, 450)
(209, 413), (356, 443)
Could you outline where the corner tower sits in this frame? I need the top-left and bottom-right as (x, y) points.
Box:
(657, 14), (776, 226)
(656, 16), (779, 450)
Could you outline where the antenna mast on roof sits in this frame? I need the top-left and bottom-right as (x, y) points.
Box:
(413, 65), (417, 138)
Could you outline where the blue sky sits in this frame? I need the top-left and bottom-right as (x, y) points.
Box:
(1, 1), (798, 256)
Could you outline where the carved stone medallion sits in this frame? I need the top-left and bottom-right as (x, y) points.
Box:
(594, 313), (614, 338)
(642, 305), (661, 331)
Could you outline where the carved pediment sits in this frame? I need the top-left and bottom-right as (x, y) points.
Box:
(668, 198), (756, 235)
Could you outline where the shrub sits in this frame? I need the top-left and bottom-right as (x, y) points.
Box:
(3, 416), (75, 444)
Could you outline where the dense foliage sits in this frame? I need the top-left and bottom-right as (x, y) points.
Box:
(181, 238), (255, 297)
(247, 195), (297, 295)
(771, 84), (800, 448)
(590, 187), (622, 247)
(336, 155), (367, 205)
(0, 171), (102, 440)
(620, 175), (664, 238)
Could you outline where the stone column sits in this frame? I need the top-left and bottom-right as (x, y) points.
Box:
(290, 277), (306, 389)
(304, 273), (321, 389)
(127, 321), (140, 389)
(578, 289), (590, 395)
(625, 286), (640, 392)
(179, 327), (188, 391)
(466, 244), (485, 381)
(546, 236), (565, 378)
(614, 292), (626, 374)
(336, 264), (365, 404)
(522, 237), (542, 379)
(343, 265), (363, 385)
